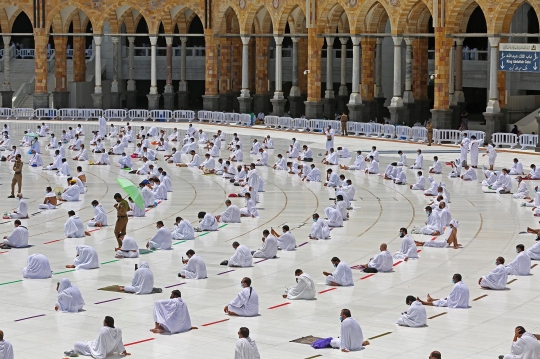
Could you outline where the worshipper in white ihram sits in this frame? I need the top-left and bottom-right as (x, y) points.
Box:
(396, 296), (427, 327)
(410, 171), (426, 190)
(151, 290), (196, 334)
(226, 242), (253, 267)
(64, 210), (90, 238)
(429, 156), (442, 174)
(252, 229), (278, 258)
(325, 206), (343, 227)
(1, 220), (28, 248)
(179, 249), (207, 279)
(501, 326), (540, 359)
(119, 261), (154, 294)
(340, 151), (366, 171)
(460, 133), (470, 163)
(461, 165), (477, 180)
(127, 197), (145, 217)
(198, 211), (219, 231)
(216, 200), (241, 223)
(410, 150), (423, 169)
(393, 228), (419, 261)
(417, 273), (470, 308)
(479, 256), (508, 290)
(235, 327), (260, 359)
(324, 257), (354, 286)
(509, 158), (524, 175)
(330, 309), (370, 352)
(490, 168), (512, 194)
(526, 235), (540, 260)
(55, 278), (85, 313)
(23, 253), (52, 279)
(415, 219), (462, 249)
(359, 243), (393, 272)
(65, 316), (129, 358)
(172, 216), (195, 240)
(272, 225), (296, 251)
(482, 141), (497, 170)
(147, 221), (172, 250)
(67, 245), (99, 270)
(60, 179), (80, 202)
(303, 164), (321, 182)
(365, 157), (379, 174)
(505, 244), (531, 276)
(513, 176), (529, 199)
(0, 330), (14, 359)
(413, 206), (443, 236)
(225, 277), (259, 317)
(283, 269), (316, 300)
(310, 213), (330, 240)
(88, 200), (108, 227)
(8, 194), (28, 219)
(115, 233), (139, 259)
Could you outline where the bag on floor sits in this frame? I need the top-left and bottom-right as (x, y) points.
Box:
(311, 337), (333, 349)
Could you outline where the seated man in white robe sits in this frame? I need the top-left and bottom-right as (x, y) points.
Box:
(108, 140), (125, 156)
(87, 200), (108, 227)
(235, 327), (261, 359)
(438, 201), (452, 227)
(249, 139), (261, 154)
(396, 296), (427, 327)
(489, 168), (512, 194)
(115, 233), (140, 258)
(66, 245), (99, 270)
(283, 269), (316, 300)
(1, 220), (29, 248)
(365, 157), (379, 174)
(152, 178), (168, 201)
(482, 170), (498, 186)
(8, 194), (28, 219)
(199, 153), (215, 172)
(413, 206), (443, 236)
(141, 147), (156, 161)
(229, 145), (244, 162)
(56, 158), (70, 176)
(324, 257), (354, 286)
(172, 216), (195, 240)
(333, 195), (349, 220)
(383, 163), (396, 180)
(273, 154), (287, 170)
(271, 225), (296, 251)
(180, 138), (196, 154)
(429, 156), (443, 174)
(239, 192), (259, 218)
(207, 142), (220, 157)
(299, 145), (313, 162)
(393, 168), (407, 185)
(22, 253), (52, 279)
(179, 249), (208, 279)
(5, 146), (21, 162)
(505, 244), (531, 276)
(73, 144), (88, 161)
(303, 164), (321, 182)
(225, 241), (253, 267)
(45, 150), (62, 170)
(501, 326), (540, 359)
(423, 176), (439, 196)
(331, 309), (370, 352)
(215, 200), (241, 223)
(65, 316), (129, 358)
(151, 290), (196, 334)
(340, 151), (366, 171)
(337, 147), (351, 158)
(366, 146), (379, 162)
(64, 210), (90, 238)
(139, 181), (156, 208)
(322, 148), (338, 165)
(28, 150), (43, 167)
(324, 168), (340, 187)
(263, 135), (274, 149)
(147, 221), (172, 250)
(461, 165), (477, 181)
(127, 197), (145, 217)
(415, 219), (462, 249)
(254, 148), (268, 167)
(108, 124), (118, 138)
(393, 228), (419, 261)
(224, 277), (259, 316)
(310, 213), (330, 240)
(177, 150), (200, 168)
(526, 163), (540, 179)
(252, 229), (278, 258)
(59, 179), (80, 202)
(324, 207), (343, 227)
(359, 243), (394, 272)
(409, 150), (424, 169)
(479, 256), (507, 290)
(287, 142), (300, 159)
(417, 273), (469, 308)
(94, 152), (110, 166)
(197, 211), (219, 231)
(513, 176), (529, 199)
(509, 158), (524, 175)
(119, 261), (154, 294)
(165, 148), (181, 164)
(55, 278), (85, 313)
(397, 150), (407, 166)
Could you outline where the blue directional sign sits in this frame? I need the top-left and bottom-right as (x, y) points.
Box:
(499, 43), (540, 72)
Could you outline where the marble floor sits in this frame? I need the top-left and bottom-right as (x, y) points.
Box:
(0, 120), (539, 359)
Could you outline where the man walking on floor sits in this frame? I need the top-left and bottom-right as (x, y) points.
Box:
(113, 193), (129, 250)
(9, 154), (23, 198)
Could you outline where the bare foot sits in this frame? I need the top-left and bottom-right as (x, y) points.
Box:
(427, 294), (434, 302)
(330, 281), (340, 286)
(363, 340), (370, 346)
(85, 231), (91, 236)
(190, 327), (198, 330)
(228, 311), (238, 316)
(66, 265), (75, 268)
(282, 294), (287, 298)
(404, 257), (409, 262)
(150, 328), (164, 333)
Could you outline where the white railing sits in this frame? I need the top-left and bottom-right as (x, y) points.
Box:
(197, 111), (213, 123)
(47, 49), (55, 59)
(383, 124), (395, 138)
(434, 129), (462, 144)
(211, 112), (224, 124)
(86, 49), (92, 58)
(396, 125), (412, 141)
(18, 49), (35, 58)
(492, 133), (518, 149)
(224, 113), (238, 124)
(127, 109), (150, 121)
(370, 123), (384, 137)
(411, 127), (428, 142)
(58, 108), (103, 121)
(104, 109), (127, 121)
(150, 110), (172, 122)
(264, 116), (279, 128)
(172, 110), (195, 122)
(293, 118), (309, 131)
(237, 114), (251, 126)
(278, 117), (293, 130)
(519, 134), (538, 150)
(463, 130), (485, 143)
(0, 108), (13, 119)
(347, 122), (361, 136)
(35, 108), (57, 120)
(134, 46), (206, 57)
(12, 108), (34, 120)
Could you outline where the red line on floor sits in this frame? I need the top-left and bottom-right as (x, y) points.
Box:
(87, 228), (100, 233)
(43, 239), (61, 244)
(417, 250), (422, 253)
(318, 288), (337, 294)
(268, 302), (290, 310)
(360, 274), (374, 280)
(124, 338), (155, 346)
(0, 251), (8, 254)
(430, 237), (437, 241)
(201, 318), (229, 327)
(393, 261), (402, 266)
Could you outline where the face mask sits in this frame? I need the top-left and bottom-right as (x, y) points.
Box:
(452, 279), (455, 283)
(516, 249), (519, 253)
(399, 232), (404, 238)
(495, 261), (498, 266)
(426, 211), (430, 216)
(240, 283), (244, 288)
(333, 264), (337, 268)
(516, 179), (520, 182)
(17, 198), (20, 201)
(313, 219), (317, 223)
(339, 316), (343, 322)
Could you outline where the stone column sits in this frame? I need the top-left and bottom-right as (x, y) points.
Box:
(401, 38), (415, 126)
(374, 37), (387, 122)
(347, 35), (363, 122)
(109, 36), (120, 109)
(126, 36), (137, 109)
(203, 29), (219, 111)
(91, 35), (103, 108)
(337, 37), (348, 114)
(430, 27), (453, 130)
(178, 37), (189, 109)
(360, 38), (375, 122)
(388, 36), (404, 124)
(535, 115), (540, 152)
(271, 35), (287, 116)
(237, 35), (253, 113)
(163, 36), (175, 110)
(448, 40), (461, 129)
(1, 36), (13, 107)
(288, 37), (303, 117)
(483, 36), (501, 142)
(323, 37), (336, 118)
(454, 38), (465, 103)
(253, 37), (270, 115)
(52, 36), (69, 108)
(147, 35), (160, 110)
(73, 35), (86, 82)
(413, 38), (430, 121)
(33, 29), (50, 108)
(304, 28), (324, 119)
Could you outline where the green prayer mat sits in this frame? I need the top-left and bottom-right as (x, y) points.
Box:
(290, 336), (323, 345)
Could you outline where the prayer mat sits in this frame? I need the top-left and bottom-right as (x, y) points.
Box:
(98, 285), (162, 294)
(9, 245), (35, 249)
(290, 336), (323, 345)
(139, 249), (153, 255)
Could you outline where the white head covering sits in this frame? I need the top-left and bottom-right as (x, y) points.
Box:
(56, 278), (85, 313)
(449, 219), (460, 228)
(428, 176), (434, 183)
(73, 245), (100, 270)
(130, 261), (154, 294)
(22, 253), (52, 279)
(121, 235), (139, 251)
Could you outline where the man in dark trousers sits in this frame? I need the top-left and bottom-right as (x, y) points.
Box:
(113, 193), (129, 250)
(9, 154), (23, 198)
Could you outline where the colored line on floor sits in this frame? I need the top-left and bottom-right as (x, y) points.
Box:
(393, 261), (403, 267)
(217, 270), (235, 275)
(164, 283), (186, 288)
(304, 355), (323, 359)
(43, 239), (61, 244)
(254, 258), (269, 264)
(417, 250), (422, 253)
(53, 269), (76, 275)
(318, 288), (337, 294)
(360, 274), (374, 280)
(201, 318), (229, 327)
(0, 251), (8, 254)
(0, 279), (23, 286)
(173, 240), (187, 245)
(101, 259), (120, 265)
(94, 298), (122, 305)
(473, 294), (488, 302)
(87, 228), (100, 233)
(431, 237), (437, 241)
(298, 242), (308, 247)
(124, 338), (155, 347)
(368, 332), (392, 340)
(507, 279), (518, 285)
(268, 302), (290, 310)
(428, 312), (448, 320)
(532, 264), (538, 269)
(198, 232), (210, 237)
(14, 314), (45, 322)
(219, 224), (228, 228)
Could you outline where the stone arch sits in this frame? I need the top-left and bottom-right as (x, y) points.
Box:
(275, 1), (306, 34)
(492, 0), (540, 33)
(214, 3), (241, 34)
(396, 0), (433, 33)
(153, 4), (204, 34)
(354, 0), (393, 33)
(317, 0), (352, 34)
(445, 0), (489, 34)
(45, 2), (96, 33)
(242, 4), (273, 34)
(96, 2), (151, 33)
(118, 9), (135, 34)
(170, 8), (202, 34)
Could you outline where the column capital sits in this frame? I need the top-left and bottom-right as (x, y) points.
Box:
(165, 36), (173, 46)
(149, 36), (158, 46)
(2, 35), (10, 44)
(376, 37), (384, 45)
(128, 36), (135, 44)
(339, 37), (348, 46)
(111, 36), (119, 44)
(240, 36), (250, 45)
(274, 35), (284, 46)
(404, 37), (413, 46)
(291, 37), (300, 43)
(93, 35), (102, 46)
(488, 37), (500, 47)
(392, 36), (403, 46)
(180, 36), (188, 44)
(454, 37), (464, 46)
(325, 37), (334, 47)
(350, 36), (360, 46)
